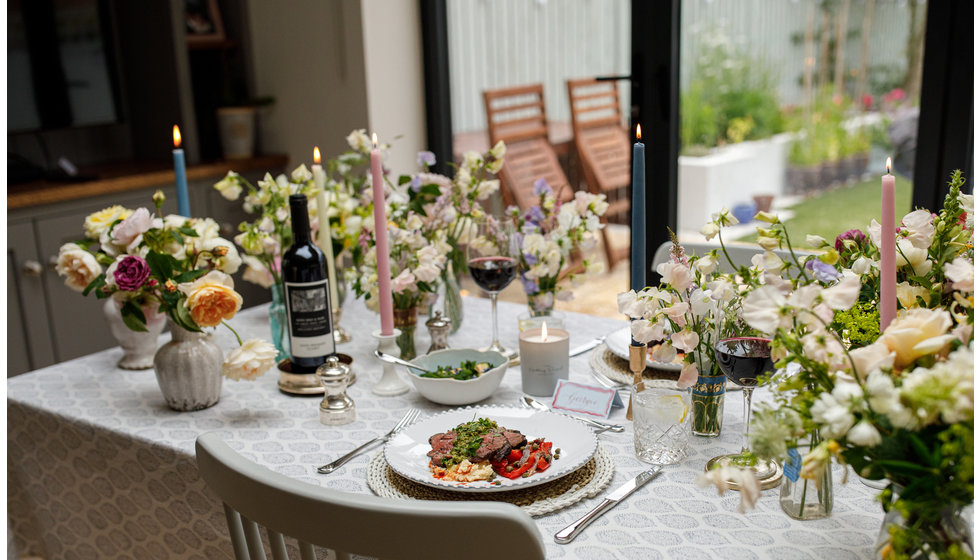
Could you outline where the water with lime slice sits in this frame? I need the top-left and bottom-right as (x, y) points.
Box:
(632, 384), (692, 465)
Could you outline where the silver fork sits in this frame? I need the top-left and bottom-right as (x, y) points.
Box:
(317, 408), (420, 474)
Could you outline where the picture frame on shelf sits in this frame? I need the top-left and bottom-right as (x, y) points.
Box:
(185, 0), (225, 45)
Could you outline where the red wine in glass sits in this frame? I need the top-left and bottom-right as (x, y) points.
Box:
(714, 337), (775, 387)
(467, 256), (517, 293)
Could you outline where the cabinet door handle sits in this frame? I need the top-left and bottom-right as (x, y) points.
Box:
(22, 260), (43, 277)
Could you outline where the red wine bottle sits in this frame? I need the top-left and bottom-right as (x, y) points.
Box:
(282, 194), (335, 372)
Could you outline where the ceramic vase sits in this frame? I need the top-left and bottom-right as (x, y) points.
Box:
(103, 298), (167, 370)
(153, 319), (223, 411)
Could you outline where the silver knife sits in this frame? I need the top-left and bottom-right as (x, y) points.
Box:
(569, 336), (605, 357)
(554, 465), (663, 544)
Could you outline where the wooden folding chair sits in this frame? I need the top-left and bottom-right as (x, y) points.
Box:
(567, 77), (632, 269)
(196, 432), (546, 560)
(483, 84), (572, 211)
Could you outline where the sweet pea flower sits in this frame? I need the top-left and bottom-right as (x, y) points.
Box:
(697, 466), (761, 513)
(741, 285), (787, 334)
(819, 273), (860, 310)
(847, 421), (882, 447)
(901, 209), (935, 250)
(670, 328), (699, 352)
(213, 172), (242, 201)
(677, 362), (698, 389)
(391, 269), (417, 294)
(943, 257), (974, 292)
(805, 259), (839, 283)
(850, 256), (873, 275)
(416, 150), (436, 167)
(896, 238), (931, 276)
(700, 222), (721, 241)
(656, 261), (693, 291)
(631, 319), (666, 344)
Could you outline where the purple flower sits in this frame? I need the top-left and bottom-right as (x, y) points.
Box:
(113, 255), (151, 291)
(410, 175), (422, 192)
(417, 151), (436, 167)
(834, 229), (868, 252)
(527, 206), (546, 224)
(521, 275), (539, 295)
(805, 259), (840, 283)
(523, 253), (538, 266)
(533, 178), (552, 197)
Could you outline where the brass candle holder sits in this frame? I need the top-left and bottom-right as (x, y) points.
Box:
(626, 343), (645, 421)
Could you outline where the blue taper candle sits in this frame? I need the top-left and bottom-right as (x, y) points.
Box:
(630, 124), (645, 292)
(172, 125), (190, 217)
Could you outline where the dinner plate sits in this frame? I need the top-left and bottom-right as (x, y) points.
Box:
(605, 326), (684, 372)
(383, 405), (598, 493)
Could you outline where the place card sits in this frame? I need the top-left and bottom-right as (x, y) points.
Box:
(550, 379), (623, 419)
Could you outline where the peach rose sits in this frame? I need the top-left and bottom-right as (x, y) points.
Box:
(56, 243), (102, 292)
(881, 307), (956, 369)
(179, 271), (242, 328)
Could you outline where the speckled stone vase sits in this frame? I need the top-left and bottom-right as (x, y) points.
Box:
(153, 319), (223, 411)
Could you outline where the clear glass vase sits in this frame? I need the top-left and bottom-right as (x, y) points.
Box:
(441, 267), (464, 334)
(779, 444), (833, 520)
(269, 283), (290, 362)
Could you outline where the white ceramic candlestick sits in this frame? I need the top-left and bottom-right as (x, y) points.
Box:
(372, 329), (410, 396)
(518, 325), (570, 397)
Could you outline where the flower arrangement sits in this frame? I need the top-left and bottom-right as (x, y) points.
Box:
(55, 193), (277, 381)
(213, 165), (324, 289)
(510, 180), (608, 313)
(688, 172), (973, 557)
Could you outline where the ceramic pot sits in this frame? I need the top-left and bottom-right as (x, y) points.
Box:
(103, 298), (167, 370)
(153, 319), (223, 411)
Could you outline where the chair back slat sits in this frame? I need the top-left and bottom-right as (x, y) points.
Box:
(483, 84), (572, 211)
(224, 504), (251, 560)
(567, 76), (632, 269)
(268, 530), (288, 560)
(196, 433), (546, 560)
(243, 516), (268, 560)
(298, 542), (317, 560)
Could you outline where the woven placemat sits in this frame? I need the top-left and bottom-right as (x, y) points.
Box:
(367, 445), (614, 517)
(589, 345), (680, 386)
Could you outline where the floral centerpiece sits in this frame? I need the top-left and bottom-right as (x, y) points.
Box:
(55, 193), (277, 384)
(510, 179), (608, 314)
(695, 172), (974, 557)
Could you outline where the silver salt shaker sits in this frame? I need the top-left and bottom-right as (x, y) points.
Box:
(316, 355), (355, 425)
(426, 311), (451, 354)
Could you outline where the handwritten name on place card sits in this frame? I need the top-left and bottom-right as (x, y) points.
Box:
(550, 379), (622, 419)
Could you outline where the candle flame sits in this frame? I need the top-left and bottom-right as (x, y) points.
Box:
(635, 124), (642, 141)
(886, 157), (892, 174)
(541, 321), (548, 340)
(172, 125), (182, 148)
(313, 146), (321, 164)
(372, 133), (378, 148)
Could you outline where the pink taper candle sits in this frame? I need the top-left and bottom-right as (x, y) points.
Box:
(370, 134), (395, 335)
(880, 158), (897, 331)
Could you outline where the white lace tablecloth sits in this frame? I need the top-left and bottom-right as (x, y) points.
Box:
(7, 297), (886, 559)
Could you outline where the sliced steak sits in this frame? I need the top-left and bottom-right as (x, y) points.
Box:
(474, 430), (516, 463)
(502, 429), (526, 449)
(426, 431), (457, 465)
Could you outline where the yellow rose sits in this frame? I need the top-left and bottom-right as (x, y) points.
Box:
(179, 271), (243, 328)
(84, 205), (132, 239)
(896, 281), (930, 309)
(882, 307), (956, 369)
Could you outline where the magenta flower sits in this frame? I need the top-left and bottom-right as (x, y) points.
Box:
(113, 255), (151, 291)
(835, 229), (868, 252)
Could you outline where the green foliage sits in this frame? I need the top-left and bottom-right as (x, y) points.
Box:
(830, 301), (880, 348)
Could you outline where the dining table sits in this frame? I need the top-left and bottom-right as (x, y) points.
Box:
(7, 295), (887, 559)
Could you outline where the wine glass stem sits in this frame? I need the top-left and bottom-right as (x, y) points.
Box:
(741, 387), (755, 453)
(489, 292), (500, 348)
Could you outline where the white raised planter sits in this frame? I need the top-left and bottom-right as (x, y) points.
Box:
(678, 133), (791, 234)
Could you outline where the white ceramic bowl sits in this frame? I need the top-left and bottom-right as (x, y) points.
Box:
(404, 348), (508, 405)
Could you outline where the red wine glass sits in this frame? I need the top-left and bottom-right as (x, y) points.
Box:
(467, 217), (518, 358)
(706, 301), (782, 488)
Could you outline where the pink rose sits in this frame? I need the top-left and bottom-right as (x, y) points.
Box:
(111, 207), (154, 247)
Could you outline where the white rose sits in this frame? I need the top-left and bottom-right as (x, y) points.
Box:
(55, 243), (102, 292)
(943, 257), (974, 292)
(223, 339), (278, 381)
(847, 421), (882, 447)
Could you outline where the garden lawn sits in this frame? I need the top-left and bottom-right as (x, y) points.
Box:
(738, 175), (913, 246)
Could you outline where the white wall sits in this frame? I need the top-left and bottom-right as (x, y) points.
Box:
(246, 0), (370, 169)
(360, 0), (427, 174)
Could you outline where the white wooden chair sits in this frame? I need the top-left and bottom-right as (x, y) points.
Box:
(651, 240), (814, 281)
(195, 432), (546, 560)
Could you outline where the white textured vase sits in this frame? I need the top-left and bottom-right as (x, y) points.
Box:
(153, 319), (223, 411)
(103, 298), (167, 370)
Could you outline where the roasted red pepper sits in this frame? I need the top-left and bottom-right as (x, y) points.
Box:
(493, 439), (553, 479)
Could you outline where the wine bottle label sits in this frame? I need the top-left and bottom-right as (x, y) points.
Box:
(284, 279), (334, 358)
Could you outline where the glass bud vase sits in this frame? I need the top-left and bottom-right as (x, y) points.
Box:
(691, 370), (726, 437)
(392, 306), (418, 360)
(441, 268), (464, 334)
(269, 283), (290, 362)
(779, 445), (833, 520)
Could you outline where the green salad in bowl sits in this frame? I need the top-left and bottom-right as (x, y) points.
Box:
(406, 349), (508, 405)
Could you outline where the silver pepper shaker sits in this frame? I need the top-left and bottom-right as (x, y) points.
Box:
(426, 311), (452, 354)
(316, 355), (355, 425)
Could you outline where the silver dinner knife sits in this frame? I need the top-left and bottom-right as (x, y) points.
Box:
(554, 465), (663, 544)
(569, 336), (605, 357)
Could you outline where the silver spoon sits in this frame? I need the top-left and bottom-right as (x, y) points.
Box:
(520, 396), (626, 432)
(374, 350), (436, 375)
